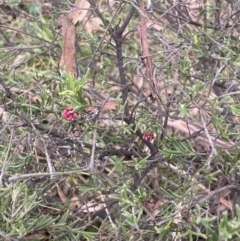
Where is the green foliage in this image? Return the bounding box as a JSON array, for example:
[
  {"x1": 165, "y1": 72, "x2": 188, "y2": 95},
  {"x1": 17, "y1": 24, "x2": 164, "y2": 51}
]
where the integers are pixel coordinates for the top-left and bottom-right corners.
[
  {"x1": 162, "y1": 133, "x2": 196, "y2": 159},
  {"x1": 57, "y1": 68, "x2": 90, "y2": 110},
  {"x1": 219, "y1": 206, "x2": 240, "y2": 240},
  {"x1": 1, "y1": 0, "x2": 240, "y2": 240}
]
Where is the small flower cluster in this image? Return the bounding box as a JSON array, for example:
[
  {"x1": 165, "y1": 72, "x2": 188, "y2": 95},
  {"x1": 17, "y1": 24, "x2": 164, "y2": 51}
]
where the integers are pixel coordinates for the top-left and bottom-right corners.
[
  {"x1": 145, "y1": 198, "x2": 154, "y2": 209},
  {"x1": 62, "y1": 107, "x2": 78, "y2": 121},
  {"x1": 142, "y1": 132, "x2": 154, "y2": 141}
]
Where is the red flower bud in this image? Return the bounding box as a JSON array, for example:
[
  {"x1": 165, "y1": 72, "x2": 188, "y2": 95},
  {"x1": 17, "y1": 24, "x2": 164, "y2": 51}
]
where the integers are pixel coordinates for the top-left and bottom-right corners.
[
  {"x1": 145, "y1": 198, "x2": 154, "y2": 209},
  {"x1": 72, "y1": 112, "x2": 78, "y2": 118},
  {"x1": 62, "y1": 107, "x2": 78, "y2": 122},
  {"x1": 67, "y1": 115, "x2": 73, "y2": 121},
  {"x1": 62, "y1": 110, "x2": 68, "y2": 118},
  {"x1": 143, "y1": 132, "x2": 155, "y2": 141},
  {"x1": 66, "y1": 111, "x2": 72, "y2": 117}
]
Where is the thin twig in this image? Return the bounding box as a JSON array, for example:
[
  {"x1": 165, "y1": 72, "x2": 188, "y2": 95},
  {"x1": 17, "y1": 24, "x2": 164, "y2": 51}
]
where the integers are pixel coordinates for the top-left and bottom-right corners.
[
  {"x1": 86, "y1": 1, "x2": 121, "y2": 69},
  {"x1": 139, "y1": 0, "x2": 156, "y2": 99},
  {"x1": 99, "y1": 192, "x2": 117, "y2": 229},
  {"x1": 197, "y1": 185, "x2": 239, "y2": 206},
  {"x1": 167, "y1": 162, "x2": 232, "y2": 210},
  {"x1": 89, "y1": 128, "x2": 97, "y2": 171},
  {"x1": 43, "y1": 141, "x2": 55, "y2": 178},
  {"x1": 218, "y1": 90, "x2": 240, "y2": 98},
  {"x1": 8, "y1": 170, "x2": 89, "y2": 183},
  {"x1": 200, "y1": 110, "x2": 217, "y2": 166},
  {"x1": 0, "y1": 230, "x2": 19, "y2": 241},
  {"x1": 112, "y1": 4, "x2": 136, "y2": 114},
  {"x1": 207, "y1": 63, "x2": 226, "y2": 98}
]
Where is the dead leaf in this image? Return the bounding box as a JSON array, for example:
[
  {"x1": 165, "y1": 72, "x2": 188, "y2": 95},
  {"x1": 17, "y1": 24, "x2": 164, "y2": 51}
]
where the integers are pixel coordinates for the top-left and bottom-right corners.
[
  {"x1": 0, "y1": 106, "x2": 8, "y2": 122},
  {"x1": 85, "y1": 17, "x2": 104, "y2": 33},
  {"x1": 69, "y1": 1, "x2": 104, "y2": 33},
  {"x1": 59, "y1": 15, "x2": 76, "y2": 76},
  {"x1": 0, "y1": 86, "x2": 40, "y2": 104},
  {"x1": 69, "y1": 196, "x2": 81, "y2": 210},
  {"x1": 165, "y1": 118, "x2": 234, "y2": 149},
  {"x1": 56, "y1": 184, "x2": 68, "y2": 203},
  {"x1": 80, "y1": 202, "x2": 105, "y2": 213},
  {"x1": 85, "y1": 100, "x2": 117, "y2": 112},
  {"x1": 151, "y1": 199, "x2": 165, "y2": 217},
  {"x1": 132, "y1": 72, "x2": 144, "y2": 90},
  {"x1": 139, "y1": 0, "x2": 156, "y2": 99},
  {"x1": 146, "y1": 21, "x2": 163, "y2": 31},
  {"x1": 69, "y1": 0, "x2": 90, "y2": 25},
  {"x1": 24, "y1": 232, "x2": 48, "y2": 240}
]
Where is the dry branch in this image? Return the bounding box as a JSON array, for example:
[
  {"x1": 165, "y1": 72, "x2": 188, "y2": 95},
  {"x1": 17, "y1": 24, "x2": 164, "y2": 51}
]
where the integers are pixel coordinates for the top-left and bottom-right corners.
[{"x1": 59, "y1": 14, "x2": 76, "y2": 76}]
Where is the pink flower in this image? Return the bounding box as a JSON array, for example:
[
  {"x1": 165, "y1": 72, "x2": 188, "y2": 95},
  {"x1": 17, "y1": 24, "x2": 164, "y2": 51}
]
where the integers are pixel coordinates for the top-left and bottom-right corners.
[
  {"x1": 62, "y1": 110, "x2": 68, "y2": 118},
  {"x1": 72, "y1": 112, "x2": 78, "y2": 118},
  {"x1": 145, "y1": 198, "x2": 154, "y2": 209},
  {"x1": 67, "y1": 115, "x2": 73, "y2": 121},
  {"x1": 142, "y1": 132, "x2": 154, "y2": 141},
  {"x1": 62, "y1": 107, "x2": 78, "y2": 122}
]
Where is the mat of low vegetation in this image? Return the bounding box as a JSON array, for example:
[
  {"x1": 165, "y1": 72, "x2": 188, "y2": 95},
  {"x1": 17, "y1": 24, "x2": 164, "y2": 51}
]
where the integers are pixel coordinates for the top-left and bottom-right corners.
[{"x1": 1, "y1": 1, "x2": 240, "y2": 240}]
